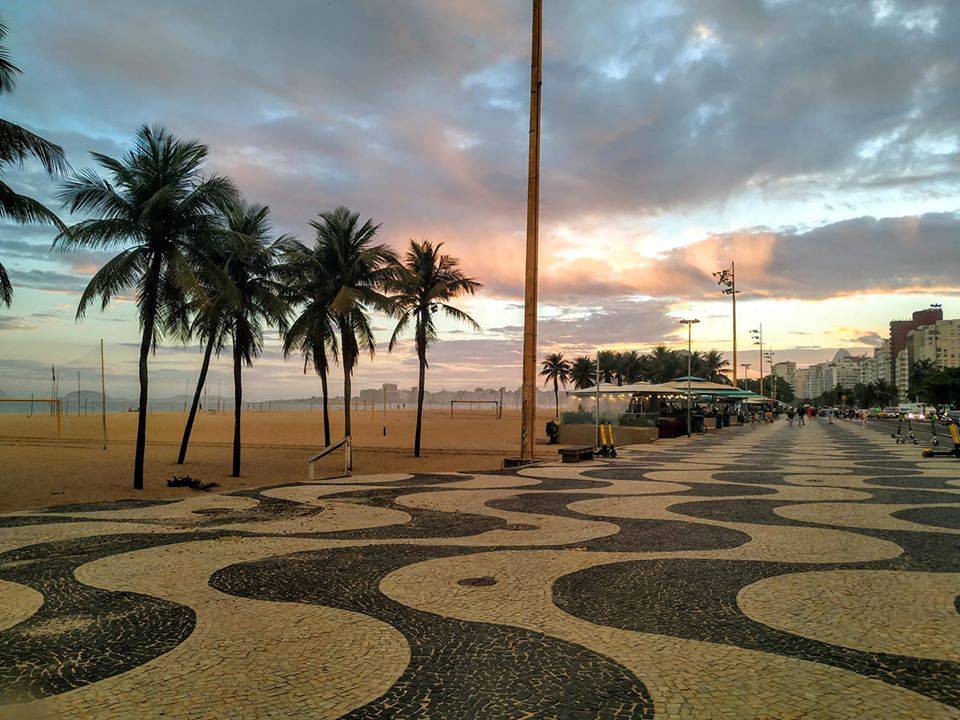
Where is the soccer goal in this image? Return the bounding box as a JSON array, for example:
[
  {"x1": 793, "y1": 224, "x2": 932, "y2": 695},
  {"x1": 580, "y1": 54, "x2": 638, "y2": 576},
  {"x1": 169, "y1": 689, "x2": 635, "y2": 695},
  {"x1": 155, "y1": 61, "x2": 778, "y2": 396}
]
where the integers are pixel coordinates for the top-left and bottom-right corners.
[
  {"x1": 306, "y1": 436, "x2": 353, "y2": 479},
  {"x1": 0, "y1": 398, "x2": 62, "y2": 437},
  {"x1": 450, "y1": 399, "x2": 502, "y2": 419}
]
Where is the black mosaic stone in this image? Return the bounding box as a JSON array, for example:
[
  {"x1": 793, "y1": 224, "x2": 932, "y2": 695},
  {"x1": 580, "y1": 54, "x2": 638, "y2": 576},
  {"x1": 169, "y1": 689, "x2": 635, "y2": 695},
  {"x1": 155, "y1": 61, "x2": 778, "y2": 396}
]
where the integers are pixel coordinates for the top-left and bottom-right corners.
[
  {"x1": 709, "y1": 471, "x2": 791, "y2": 485},
  {"x1": 212, "y1": 544, "x2": 654, "y2": 719},
  {"x1": 488, "y1": 492, "x2": 751, "y2": 552},
  {"x1": 0, "y1": 532, "x2": 199, "y2": 703},
  {"x1": 892, "y1": 506, "x2": 960, "y2": 531},
  {"x1": 553, "y1": 557, "x2": 960, "y2": 707},
  {"x1": 864, "y1": 475, "x2": 956, "y2": 490},
  {"x1": 39, "y1": 498, "x2": 173, "y2": 514}
]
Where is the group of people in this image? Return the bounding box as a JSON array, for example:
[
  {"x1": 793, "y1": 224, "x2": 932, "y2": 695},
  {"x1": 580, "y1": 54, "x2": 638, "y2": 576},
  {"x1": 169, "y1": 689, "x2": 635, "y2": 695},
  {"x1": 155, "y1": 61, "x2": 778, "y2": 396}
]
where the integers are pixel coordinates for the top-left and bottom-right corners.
[{"x1": 782, "y1": 404, "x2": 869, "y2": 427}]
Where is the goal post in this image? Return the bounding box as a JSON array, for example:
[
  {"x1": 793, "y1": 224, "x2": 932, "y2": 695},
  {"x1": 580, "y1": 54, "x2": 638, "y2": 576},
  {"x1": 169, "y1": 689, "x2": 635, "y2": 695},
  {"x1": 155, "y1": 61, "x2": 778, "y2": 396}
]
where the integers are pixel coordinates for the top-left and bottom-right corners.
[
  {"x1": 307, "y1": 436, "x2": 352, "y2": 479},
  {"x1": 0, "y1": 398, "x2": 61, "y2": 437},
  {"x1": 450, "y1": 399, "x2": 502, "y2": 419}
]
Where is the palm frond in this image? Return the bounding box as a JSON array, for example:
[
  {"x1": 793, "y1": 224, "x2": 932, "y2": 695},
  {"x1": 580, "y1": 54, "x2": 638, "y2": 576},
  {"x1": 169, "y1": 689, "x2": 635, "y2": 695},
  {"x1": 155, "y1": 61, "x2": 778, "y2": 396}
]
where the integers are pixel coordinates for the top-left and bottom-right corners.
[
  {"x1": 0, "y1": 258, "x2": 11, "y2": 306},
  {"x1": 0, "y1": 17, "x2": 20, "y2": 95},
  {"x1": 0, "y1": 119, "x2": 68, "y2": 174},
  {"x1": 0, "y1": 181, "x2": 67, "y2": 230},
  {"x1": 75, "y1": 246, "x2": 147, "y2": 319}
]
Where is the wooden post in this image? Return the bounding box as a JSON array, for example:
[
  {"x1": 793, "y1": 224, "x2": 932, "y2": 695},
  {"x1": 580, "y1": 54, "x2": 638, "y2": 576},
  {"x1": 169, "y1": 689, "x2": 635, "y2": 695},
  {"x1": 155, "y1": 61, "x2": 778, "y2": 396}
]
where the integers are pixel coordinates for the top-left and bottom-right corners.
[
  {"x1": 519, "y1": 0, "x2": 543, "y2": 460},
  {"x1": 100, "y1": 339, "x2": 108, "y2": 450}
]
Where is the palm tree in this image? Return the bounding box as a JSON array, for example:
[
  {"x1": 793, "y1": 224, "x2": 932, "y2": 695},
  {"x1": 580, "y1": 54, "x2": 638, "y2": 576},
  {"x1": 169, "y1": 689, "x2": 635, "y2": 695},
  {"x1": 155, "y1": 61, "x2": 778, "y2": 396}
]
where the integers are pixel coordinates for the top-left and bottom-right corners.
[
  {"x1": 0, "y1": 15, "x2": 68, "y2": 306},
  {"x1": 311, "y1": 206, "x2": 396, "y2": 439},
  {"x1": 648, "y1": 345, "x2": 682, "y2": 383},
  {"x1": 570, "y1": 356, "x2": 597, "y2": 389},
  {"x1": 278, "y1": 238, "x2": 340, "y2": 448},
  {"x1": 597, "y1": 350, "x2": 618, "y2": 384},
  {"x1": 700, "y1": 350, "x2": 731, "y2": 383},
  {"x1": 618, "y1": 350, "x2": 644, "y2": 384},
  {"x1": 540, "y1": 352, "x2": 571, "y2": 418},
  {"x1": 175, "y1": 229, "x2": 242, "y2": 465},
  {"x1": 872, "y1": 379, "x2": 897, "y2": 407},
  {"x1": 56, "y1": 125, "x2": 237, "y2": 489},
  {"x1": 388, "y1": 239, "x2": 482, "y2": 457},
  {"x1": 220, "y1": 200, "x2": 289, "y2": 477}
]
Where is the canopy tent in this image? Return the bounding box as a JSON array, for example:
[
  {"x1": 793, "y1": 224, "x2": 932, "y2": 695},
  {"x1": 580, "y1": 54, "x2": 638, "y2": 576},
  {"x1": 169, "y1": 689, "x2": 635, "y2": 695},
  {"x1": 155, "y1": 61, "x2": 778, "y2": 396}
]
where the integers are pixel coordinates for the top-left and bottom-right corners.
[{"x1": 567, "y1": 381, "x2": 684, "y2": 397}]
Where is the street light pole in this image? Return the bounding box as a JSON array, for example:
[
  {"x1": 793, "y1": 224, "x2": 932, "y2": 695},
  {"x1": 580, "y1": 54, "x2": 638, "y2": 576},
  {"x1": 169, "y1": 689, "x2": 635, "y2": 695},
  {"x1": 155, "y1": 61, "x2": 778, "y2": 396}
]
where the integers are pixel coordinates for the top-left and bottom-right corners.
[
  {"x1": 519, "y1": 0, "x2": 543, "y2": 460},
  {"x1": 740, "y1": 363, "x2": 751, "y2": 390},
  {"x1": 680, "y1": 319, "x2": 700, "y2": 437},
  {"x1": 765, "y1": 350, "x2": 776, "y2": 400},
  {"x1": 713, "y1": 261, "x2": 739, "y2": 385},
  {"x1": 751, "y1": 324, "x2": 764, "y2": 397}
]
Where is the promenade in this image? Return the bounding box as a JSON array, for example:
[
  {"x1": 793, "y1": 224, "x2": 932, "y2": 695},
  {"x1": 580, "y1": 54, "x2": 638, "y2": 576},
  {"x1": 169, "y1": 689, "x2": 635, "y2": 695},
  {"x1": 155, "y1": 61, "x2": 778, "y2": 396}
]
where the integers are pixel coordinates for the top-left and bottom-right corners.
[{"x1": 1, "y1": 419, "x2": 958, "y2": 718}]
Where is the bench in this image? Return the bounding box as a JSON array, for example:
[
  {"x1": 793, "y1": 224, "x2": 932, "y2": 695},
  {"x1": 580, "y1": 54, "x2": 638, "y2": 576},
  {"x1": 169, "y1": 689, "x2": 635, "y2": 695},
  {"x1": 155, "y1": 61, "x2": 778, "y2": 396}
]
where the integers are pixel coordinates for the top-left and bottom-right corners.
[{"x1": 559, "y1": 446, "x2": 594, "y2": 463}]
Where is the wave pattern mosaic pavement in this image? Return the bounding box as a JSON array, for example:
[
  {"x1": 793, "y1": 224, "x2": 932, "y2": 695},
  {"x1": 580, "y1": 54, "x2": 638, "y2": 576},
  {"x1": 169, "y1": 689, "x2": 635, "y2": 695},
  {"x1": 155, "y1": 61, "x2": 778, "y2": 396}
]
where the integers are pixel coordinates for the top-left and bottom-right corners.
[{"x1": 0, "y1": 418, "x2": 958, "y2": 718}]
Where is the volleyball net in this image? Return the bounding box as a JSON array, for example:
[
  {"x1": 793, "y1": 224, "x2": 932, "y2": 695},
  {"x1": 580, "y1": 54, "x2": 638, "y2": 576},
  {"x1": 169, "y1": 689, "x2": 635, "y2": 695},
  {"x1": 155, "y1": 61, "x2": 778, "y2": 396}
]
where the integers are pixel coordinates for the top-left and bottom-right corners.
[{"x1": 0, "y1": 341, "x2": 108, "y2": 445}]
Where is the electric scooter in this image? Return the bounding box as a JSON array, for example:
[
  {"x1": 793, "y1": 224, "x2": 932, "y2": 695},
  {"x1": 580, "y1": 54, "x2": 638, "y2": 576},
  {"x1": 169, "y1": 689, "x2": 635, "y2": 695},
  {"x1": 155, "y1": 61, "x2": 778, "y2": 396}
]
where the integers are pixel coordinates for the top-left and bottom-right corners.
[
  {"x1": 922, "y1": 412, "x2": 960, "y2": 459},
  {"x1": 597, "y1": 423, "x2": 618, "y2": 458},
  {"x1": 892, "y1": 412, "x2": 918, "y2": 445}
]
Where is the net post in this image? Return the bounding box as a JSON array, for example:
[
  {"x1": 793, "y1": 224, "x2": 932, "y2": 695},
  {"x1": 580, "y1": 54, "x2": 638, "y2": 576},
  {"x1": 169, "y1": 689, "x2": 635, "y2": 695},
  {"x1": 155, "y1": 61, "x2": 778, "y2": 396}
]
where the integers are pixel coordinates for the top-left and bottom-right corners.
[
  {"x1": 56, "y1": 399, "x2": 61, "y2": 438},
  {"x1": 100, "y1": 339, "x2": 108, "y2": 450}
]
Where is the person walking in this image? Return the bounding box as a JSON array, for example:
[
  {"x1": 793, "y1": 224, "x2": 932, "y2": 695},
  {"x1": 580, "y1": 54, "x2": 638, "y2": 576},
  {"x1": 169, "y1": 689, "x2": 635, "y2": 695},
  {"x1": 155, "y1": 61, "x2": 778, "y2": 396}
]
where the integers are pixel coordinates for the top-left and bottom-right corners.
[
  {"x1": 786, "y1": 406, "x2": 795, "y2": 426},
  {"x1": 798, "y1": 406, "x2": 806, "y2": 425}
]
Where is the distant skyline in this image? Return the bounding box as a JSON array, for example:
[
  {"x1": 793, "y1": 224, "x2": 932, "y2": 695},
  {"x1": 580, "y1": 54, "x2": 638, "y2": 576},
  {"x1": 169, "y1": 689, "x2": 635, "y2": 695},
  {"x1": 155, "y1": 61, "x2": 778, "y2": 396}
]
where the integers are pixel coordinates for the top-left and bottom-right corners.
[{"x1": 2, "y1": 1, "x2": 958, "y2": 399}]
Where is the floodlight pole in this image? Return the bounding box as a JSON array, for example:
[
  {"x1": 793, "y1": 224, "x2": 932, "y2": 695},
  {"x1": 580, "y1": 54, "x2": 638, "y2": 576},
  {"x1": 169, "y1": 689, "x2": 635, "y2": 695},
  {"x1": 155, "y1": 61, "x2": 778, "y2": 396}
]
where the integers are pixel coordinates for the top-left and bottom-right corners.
[
  {"x1": 680, "y1": 319, "x2": 700, "y2": 437},
  {"x1": 519, "y1": 0, "x2": 543, "y2": 460},
  {"x1": 595, "y1": 352, "x2": 601, "y2": 446},
  {"x1": 731, "y1": 261, "x2": 738, "y2": 384}
]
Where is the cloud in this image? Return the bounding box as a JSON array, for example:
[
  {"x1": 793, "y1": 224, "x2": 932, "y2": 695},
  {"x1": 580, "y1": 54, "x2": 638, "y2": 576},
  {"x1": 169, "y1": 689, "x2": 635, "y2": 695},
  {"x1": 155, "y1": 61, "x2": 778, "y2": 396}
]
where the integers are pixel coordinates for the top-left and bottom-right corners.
[
  {"x1": 7, "y1": 268, "x2": 87, "y2": 293},
  {"x1": 641, "y1": 211, "x2": 960, "y2": 301},
  {"x1": 0, "y1": 315, "x2": 39, "y2": 332},
  {"x1": 852, "y1": 332, "x2": 885, "y2": 347},
  {"x1": 2, "y1": 0, "x2": 959, "y2": 393}
]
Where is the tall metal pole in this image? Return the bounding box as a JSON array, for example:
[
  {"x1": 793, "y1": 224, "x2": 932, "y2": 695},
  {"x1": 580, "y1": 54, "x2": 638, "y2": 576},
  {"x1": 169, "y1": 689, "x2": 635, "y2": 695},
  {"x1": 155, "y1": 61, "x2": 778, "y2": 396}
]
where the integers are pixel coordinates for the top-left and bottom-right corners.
[
  {"x1": 519, "y1": 0, "x2": 542, "y2": 460},
  {"x1": 680, "y1": 319, "x2": 700, "y2": 436},
  {"x1": 758, "y1": 324, "x2": 764, "y2": 397},
  {"x1": 687, "y1": 324, "x2": 693, "y2": 437},
  {"x1": 100, "y1": 339, "x2": 108, "y2": 450},
  {"x1": 77, "y1": 371, "x2": 81, "y2": 417},
  {"x1": 731, "y1": 261, "x2": 738, "y2": 385},
  {"x1": 595, "y1": 352, "x2": 601, "y2": 447}
]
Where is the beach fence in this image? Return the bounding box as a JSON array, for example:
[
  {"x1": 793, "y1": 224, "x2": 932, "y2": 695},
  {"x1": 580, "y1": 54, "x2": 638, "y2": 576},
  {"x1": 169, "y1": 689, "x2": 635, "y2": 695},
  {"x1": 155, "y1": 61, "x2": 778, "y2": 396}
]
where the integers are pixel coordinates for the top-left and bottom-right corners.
[{"x1": 0, "y1": 340, "x2": 108, "y2": 446}]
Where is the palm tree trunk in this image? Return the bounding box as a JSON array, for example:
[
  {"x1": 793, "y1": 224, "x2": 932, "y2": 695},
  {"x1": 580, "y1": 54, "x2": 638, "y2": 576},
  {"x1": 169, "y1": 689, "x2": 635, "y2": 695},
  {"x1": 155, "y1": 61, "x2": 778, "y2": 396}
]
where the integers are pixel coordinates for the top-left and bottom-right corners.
[
  {"x1": 231, "y1": 341, "x2": 242, "y2": 477},
  {"x1": 554, "y1": 376, "x2": 559, "y2": 418},
  {"x1": 177, "y1": 330, "x2": 216, "y2": 464},
  {"x1": 414, "y1": 344, "x2": 426, "y2": 457},
  {"x1": 343, "y1": 368, "x2": 352, "y2": 439},
  {"x1": 133, "y1": 256, "x2": 162, "y2": 491},
  {"x1": 133, "y1": 319, "x2": 153, "y2": 491},
  {"x1": 319, "y1": 365, "x2": 331, "y2": 447}
]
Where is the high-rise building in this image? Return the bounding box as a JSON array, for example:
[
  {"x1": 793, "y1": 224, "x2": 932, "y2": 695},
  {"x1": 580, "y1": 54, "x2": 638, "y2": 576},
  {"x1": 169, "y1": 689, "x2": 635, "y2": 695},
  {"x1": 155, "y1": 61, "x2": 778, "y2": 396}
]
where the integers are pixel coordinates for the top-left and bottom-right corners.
[
  {"x1": 794, "y1": 366, "x2": 808, "y2": 399},
  {"x1": 889, "y1": 306, "x2": 943, "y2": 380},
  {"x1": 872, "y1": 339, "x2": 892, "y2": 385},
  {"x1": 772, "y1": 361, "x2": 797, "y2": 394},
  {"x1": 803, "y1": 363, "x2": 825, "y2": 399},
  {"x1": 895, "y1": 347, "x2": 910, "y2": 401},
  {"x1": 908, "y1": 319, "x2": 960, "y2": 370}
]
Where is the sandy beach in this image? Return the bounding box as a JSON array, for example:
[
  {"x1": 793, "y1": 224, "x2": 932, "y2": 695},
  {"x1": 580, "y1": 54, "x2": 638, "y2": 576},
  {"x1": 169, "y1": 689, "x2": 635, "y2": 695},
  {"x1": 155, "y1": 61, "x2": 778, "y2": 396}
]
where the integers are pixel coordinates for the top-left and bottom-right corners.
[{"x1": 0, "y1": 407, "x2": 542, "y2": 512}]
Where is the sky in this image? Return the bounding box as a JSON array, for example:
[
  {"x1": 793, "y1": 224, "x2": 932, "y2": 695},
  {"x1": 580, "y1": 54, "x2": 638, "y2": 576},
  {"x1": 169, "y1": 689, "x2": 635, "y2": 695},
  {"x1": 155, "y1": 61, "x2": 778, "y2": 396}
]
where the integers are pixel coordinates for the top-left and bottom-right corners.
[{"x1": 1, "y1": 0, "x2": 959, "y2": 400}]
